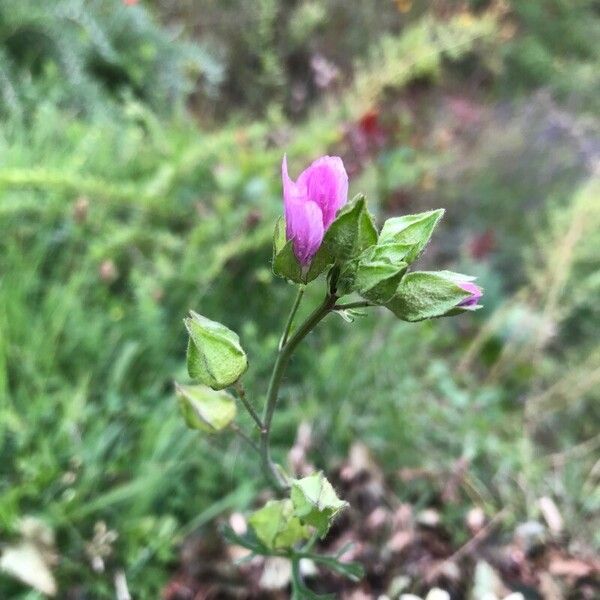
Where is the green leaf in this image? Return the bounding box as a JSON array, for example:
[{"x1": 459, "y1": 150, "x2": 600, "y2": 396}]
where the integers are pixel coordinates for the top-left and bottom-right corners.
[
  {"x1": 272, "y1": 217, "x2": 305, "y2": 284},
  {"x1": 175, "y1": 383, "x2": 237, "y2": 432},
  {"x1": 184, "y1": 311, "x2": 248, "y2": 389},
  {"x1": 291, "y1": 473, "x2": 348, "y2": 537},
  {"x1": 221, "y1": 525, "x2": 271, "y2": 556},
  {"x1": 385, "y1": 270, "x2": 473, "y2": 322},
  {"x1": 379, "y1": 209, "x2": 444, "y2": 263},
  {"x1": 311, "y1": 554, "x2": 365, "y2": 582},
  {"x1": 248, "y1": 500, "x2": 310, "y2": 550}
]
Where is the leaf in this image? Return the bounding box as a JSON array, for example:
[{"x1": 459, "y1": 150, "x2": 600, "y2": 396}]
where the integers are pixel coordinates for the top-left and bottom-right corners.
[
  {"x1": 175, "y1": 383, "x2": 237, "y2": 432},
  {"x1": 248, "y1": 500, "x2": 310, "y2": 550},
  {"x1": 311, "y1": 555, "x2": 365, "y2": 582},
  {"x1": 184, "y1": 311, "x2": 248, "y2": 389},
  {"x1": 291, "y1": 472, "x2": 348, "y2": 537},
  {"x1": 385, "y1": 271, "x2": 473, "y2": 322},
  {"x1": 379, "y1": 209, "x2": 444, "y2": 263},
  {"x1": 221, "y1": 524, "x2": 271, "y2": 555}
]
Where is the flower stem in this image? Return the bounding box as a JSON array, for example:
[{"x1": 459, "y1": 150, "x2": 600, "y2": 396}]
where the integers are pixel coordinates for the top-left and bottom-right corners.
[
  {"x1": 279, "y1": 286, "x2": 305, "y2": 350},
  {"x1": 234, "y1": 381, "x2": 264, "y2": 431},
  {"x1": 260, "y1": 292, "x2": 337, "y2": 494}
]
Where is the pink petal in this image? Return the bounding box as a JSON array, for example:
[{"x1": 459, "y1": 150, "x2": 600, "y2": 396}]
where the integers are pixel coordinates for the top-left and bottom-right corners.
[
  {"x1": 296, "y1": 156, "x2": 348, "y2": 229},
  {"x1": 458, "y1": 281, "x2": 483, "y2": 307},
  {"x1": 285, "y1": 198, "x2": 324, "y2": 266}
]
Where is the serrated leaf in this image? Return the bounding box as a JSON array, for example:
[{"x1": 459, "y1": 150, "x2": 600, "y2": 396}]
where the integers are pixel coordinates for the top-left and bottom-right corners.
[
  {"x1": 249, "y1": 500, "x2": 310, "y2": 550},
  {"x1": 385, "y1": 271, "x2": 473, "y2": 322},
  {"x1": 291, "y1": 473, "x2": 348, "y2": 537},
  {"x1": 175, "y1": 383, "x2": 237, "y2": 432},
  {"x1": 379, "y1": 209, "x2": 444, "y2": 263},
  {"x1": 184, "y1": 311, "x2": 248, "y2": 389}
]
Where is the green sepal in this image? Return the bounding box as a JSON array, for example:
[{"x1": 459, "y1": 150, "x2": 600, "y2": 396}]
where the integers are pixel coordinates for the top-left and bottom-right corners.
[
  {"x1": 355, "y1": 260, "x2": 408, "y2": 304},
  {"x1": 320, "y1": 194, "x2": 378, "y2": 265},
  {"x1": 272, "y1": 217, "x2": 305, "y2": 283},
  {"x1": 385, "y1": 270, "x2": 474, "y2": 322},
  {"x1": 175, "y1": 383, "x2": 237, "y2": 432},
  {"x1": 291, "y1": 472, "x2": 348, "y2": 538},
  {"x1": 337, "y1": 242, "x2": 410, "y2": 302},
  {"x1": 379, "y1": 209, "x2": 444, "y2": 263},
  {"x1": 184, "y1": 311, "x2": 248, "y2": 390},
  {"x1": 248, "y1": 499, "x2": 310, "y2": 550}
]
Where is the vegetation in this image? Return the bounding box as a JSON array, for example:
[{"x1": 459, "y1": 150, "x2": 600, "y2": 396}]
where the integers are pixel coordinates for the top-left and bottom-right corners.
[{"x1": 0, "y1": 0, "x2": 598, "y2": 598}]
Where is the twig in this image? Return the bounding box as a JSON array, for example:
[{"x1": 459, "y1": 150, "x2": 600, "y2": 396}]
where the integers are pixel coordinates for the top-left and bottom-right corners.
[{"x1": 234, "y1": 381, "x2": 264, "y2": 431}]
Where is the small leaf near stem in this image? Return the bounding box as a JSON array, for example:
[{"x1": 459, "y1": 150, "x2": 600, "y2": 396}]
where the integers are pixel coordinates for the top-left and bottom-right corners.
[
  {"x1": 279, "y1": 286, "x2": 305, "y2": 350},
  {"x1": 234, "y1": 381, "x2": 264, "y2": 431}
]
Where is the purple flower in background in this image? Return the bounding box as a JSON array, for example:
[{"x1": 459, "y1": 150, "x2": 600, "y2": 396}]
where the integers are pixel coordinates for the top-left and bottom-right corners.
[
  {"x1": 458, "y1": 280, "x2": 483, "y2": 308},
  {"x1": 282, "y1": 155, "x2": 348, "y2": 265}
]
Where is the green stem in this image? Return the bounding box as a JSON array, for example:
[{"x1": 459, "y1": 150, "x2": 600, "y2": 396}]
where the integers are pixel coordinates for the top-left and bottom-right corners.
[
  {"x1": 260, "y1": 293, "x2": 337, "y2": 493},
  {"x1": 279, "y1": 286, "x2": 305, "y2": 350},
  {"x1": 234, "y1": 381, "x2": 264, "y2": 431}
]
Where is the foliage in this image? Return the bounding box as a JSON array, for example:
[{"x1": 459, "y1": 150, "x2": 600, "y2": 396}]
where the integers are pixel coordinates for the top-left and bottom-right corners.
[{"x1": 0, "y1": 0, "x2": 222, "y2": 118}]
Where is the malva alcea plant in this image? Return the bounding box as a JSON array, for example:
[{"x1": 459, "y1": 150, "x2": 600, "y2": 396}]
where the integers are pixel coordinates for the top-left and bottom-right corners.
[{"x1": 175, "y1": 155, "x2": 483, "y2": 597}]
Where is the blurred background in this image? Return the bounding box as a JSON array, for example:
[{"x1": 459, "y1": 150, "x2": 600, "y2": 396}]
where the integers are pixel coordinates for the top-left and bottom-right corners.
[{"x1": 0, "y1": 1, "x2": 599, "y2": 598}]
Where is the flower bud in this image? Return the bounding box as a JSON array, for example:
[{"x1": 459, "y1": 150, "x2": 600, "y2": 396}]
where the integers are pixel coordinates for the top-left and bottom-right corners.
[
  {"x1": 282, "y1": 155, "x2": 348, "y2": 265},
  {"x1": 184, "y1": 311, "x2": 248, "y2": 390}
]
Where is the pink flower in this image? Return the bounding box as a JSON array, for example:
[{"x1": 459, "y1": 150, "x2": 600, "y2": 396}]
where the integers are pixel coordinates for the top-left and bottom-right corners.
[
  {"x1": 282, "y1": 155, "x2": 348, "y2": 265},
  {"x1": 458, "y1": 281, "x2": 483, "y2": 307}
]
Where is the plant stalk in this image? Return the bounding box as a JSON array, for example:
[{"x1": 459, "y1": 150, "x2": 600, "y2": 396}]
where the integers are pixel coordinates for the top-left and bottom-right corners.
[
  {"x1": 279, "y1": 286, "x2": 305, "y2": 349},
  {"x1": 260, "y1": 292, "x2": 337, "y2": 493},
  {"x1": 234, "y1": 381, "x2": 264, "y2": 431}
]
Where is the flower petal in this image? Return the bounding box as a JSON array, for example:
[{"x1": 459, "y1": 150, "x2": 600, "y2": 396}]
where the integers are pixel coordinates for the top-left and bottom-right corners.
[
  {"x1": 297, "y1": 156, "x2": 348, "y2": 229},
  {"x1": 458, "y1": 281, "x2": 483, "y2": 307},
  {"x1": 285, "y1": 198, "x2": 324, "y2": 266}
]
